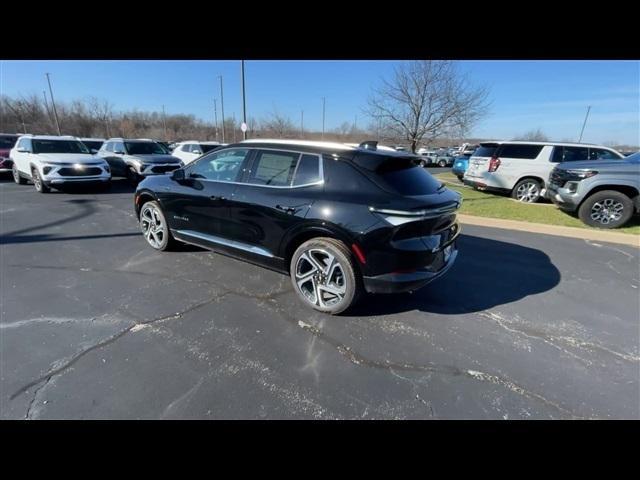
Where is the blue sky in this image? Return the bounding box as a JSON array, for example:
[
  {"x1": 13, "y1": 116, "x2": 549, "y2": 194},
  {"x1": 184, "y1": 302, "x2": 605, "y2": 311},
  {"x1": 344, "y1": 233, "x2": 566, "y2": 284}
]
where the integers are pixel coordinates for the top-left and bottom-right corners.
[{"x1": 1, "y1": 60, "x2": 638, "y2": 145}]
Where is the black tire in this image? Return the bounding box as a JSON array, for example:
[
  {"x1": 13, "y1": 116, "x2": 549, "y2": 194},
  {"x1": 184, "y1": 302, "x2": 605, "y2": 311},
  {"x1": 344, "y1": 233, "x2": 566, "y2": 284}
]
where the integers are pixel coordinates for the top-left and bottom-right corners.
[
  {"x1": 456, "y1": 175, "x2": 464, "y2": 181},
  {"x1": 127, "y1": 166, "x2": 140, "y2": 186},
  {"x1": 99, "y1": 180, "x2": 112, "y2": 192},
  {"x1": 12, "y1": 164, "x2": 26, "y2": 184},
  {"x1": 139, "y1": 200, "x2": 177, "y2": 251},
  {"x1": 578, "y1": 190, "x2": 633, "y2": 229},
  {"x1": 290, "y1": 237, "x2": 361, "y2": 315},
  {"x1": 32, "y1": 168, "x2": 50, "y2": 193},
  {"x1": 511, "y1": 178, "x2": 542, "y2": 203},
  {"x1": 438, "y1": 160, "x2": 446, "y2": 167}
]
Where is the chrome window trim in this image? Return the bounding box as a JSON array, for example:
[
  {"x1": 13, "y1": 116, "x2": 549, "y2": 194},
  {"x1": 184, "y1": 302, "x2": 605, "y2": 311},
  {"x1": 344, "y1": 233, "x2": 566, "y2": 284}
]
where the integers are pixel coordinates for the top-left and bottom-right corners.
[{"x1": 185, "y1": 146, "x2": 324, "y2": 189}]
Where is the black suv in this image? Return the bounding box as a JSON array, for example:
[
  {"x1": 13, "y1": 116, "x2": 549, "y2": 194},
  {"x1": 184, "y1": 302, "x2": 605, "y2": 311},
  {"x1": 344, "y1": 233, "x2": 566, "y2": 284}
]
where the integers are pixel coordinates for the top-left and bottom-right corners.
[{"x1": 134, "y1": 140, "x2": 462, "y2": 314}]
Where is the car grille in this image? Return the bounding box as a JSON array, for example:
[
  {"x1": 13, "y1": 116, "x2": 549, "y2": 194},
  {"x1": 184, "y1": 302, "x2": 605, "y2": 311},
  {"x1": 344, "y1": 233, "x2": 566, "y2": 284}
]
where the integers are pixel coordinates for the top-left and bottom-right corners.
[
  {"x1": 151, "y1": 165, "x2": 179, "y2": 174},
  {"x1": 58, "y1": 167, "x2": 103, "y2": 176}
]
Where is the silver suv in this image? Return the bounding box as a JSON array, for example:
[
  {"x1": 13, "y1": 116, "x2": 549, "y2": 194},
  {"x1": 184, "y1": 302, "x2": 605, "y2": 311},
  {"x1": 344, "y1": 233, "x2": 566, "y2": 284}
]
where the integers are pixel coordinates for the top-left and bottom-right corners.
[
  {"x1": 547, "y1": 151, "x2": 640, "y2": 228},
  {"x1": 97, "y1": 138, "x2": 182, "y2": 185}
]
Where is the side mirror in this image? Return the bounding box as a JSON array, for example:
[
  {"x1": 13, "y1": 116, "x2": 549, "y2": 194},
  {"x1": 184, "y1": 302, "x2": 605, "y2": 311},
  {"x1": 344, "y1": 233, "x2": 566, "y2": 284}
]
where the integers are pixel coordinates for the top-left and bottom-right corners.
[
  {"x1": 17, "y1": 147, "x2": 29, "y2": 153},
  {"x1": 172, "y1": 169, "x2": 186, "y2": 181},
  {"x1": 114, "y1": 150, "x2": 125, "y2": 155},
  {"x1": 91, "y1": 148, "x2": 98, "y2": 154},
  {"x1": 192, "y1": 150, "x2": 202, "y2": 155}
]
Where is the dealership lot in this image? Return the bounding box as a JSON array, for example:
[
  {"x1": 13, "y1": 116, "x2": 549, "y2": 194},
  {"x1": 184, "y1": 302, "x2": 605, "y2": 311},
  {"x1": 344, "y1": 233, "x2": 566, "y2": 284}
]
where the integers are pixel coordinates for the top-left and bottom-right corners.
[{"x1": 1, "y1": 178, "x2": 638, "y2": 419}]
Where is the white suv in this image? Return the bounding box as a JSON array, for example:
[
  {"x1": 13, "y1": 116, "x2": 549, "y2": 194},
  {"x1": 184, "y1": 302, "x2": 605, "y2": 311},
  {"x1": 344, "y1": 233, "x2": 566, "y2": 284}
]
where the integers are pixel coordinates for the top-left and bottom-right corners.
[
  {"x1": 171, "y1": 141, "x2": 224, "y2": 165},
  {"x1": 463, "y1": 141, "x2": 624, "y2": 203},
  {"x1": 10, "y1": 135, "x2": 111, "y2": 193}
]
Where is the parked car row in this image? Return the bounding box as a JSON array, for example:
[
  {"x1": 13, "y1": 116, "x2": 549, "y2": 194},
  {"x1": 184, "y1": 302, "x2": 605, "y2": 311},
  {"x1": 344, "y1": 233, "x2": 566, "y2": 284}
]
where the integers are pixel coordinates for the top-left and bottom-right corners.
[{"x1": 459, "y1": 140, "x2": 639, "y2": 228}]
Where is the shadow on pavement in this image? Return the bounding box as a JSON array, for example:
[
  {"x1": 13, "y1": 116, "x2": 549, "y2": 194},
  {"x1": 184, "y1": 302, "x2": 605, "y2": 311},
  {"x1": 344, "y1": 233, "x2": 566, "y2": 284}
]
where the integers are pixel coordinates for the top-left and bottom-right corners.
[{"x1": 346, "y1": 233, "x2": 561, "y2": 317}]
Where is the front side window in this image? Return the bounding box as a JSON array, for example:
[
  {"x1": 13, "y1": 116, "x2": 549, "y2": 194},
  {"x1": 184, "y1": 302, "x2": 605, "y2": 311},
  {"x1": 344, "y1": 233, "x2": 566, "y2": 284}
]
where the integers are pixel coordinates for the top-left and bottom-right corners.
[
  {"x1": 589, "y1": 148, "x2": 623, "y2": 160},
  {"x1": 32, "y1": 140, "x2": 89, "y2": 154},
  {"x1": 189, "y1": 148, "x2": 250, "y2": 182},
  {"x1": 552, "y1": 146, "x2": 590, "y2": 163},
  {"x1": 247, "y1": 150, "x2": 300, "y2": 186},
  {"x1": 124, "y1": 141, "x2": 166, "y2": 155}
]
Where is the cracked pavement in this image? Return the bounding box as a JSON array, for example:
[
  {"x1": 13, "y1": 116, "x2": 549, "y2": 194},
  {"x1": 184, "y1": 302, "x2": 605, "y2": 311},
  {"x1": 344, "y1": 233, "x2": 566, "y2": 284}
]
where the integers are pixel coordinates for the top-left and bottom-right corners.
[{"x1": 1, "y1": 178, "x2": 639, "y2": 419}]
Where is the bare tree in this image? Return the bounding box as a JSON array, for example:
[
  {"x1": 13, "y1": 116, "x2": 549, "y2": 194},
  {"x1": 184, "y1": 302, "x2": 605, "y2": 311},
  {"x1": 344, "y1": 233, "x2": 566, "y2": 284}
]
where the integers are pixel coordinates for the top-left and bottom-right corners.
[
  {"x1": 262, "y1": 110, "x2": 295, "y2": 138},
  {"x1": 366, "y1": 61, "x2": 490, "y2": 153},
  {"x1": 513, "y1": 128, "x2": 549, "y2": 141}
]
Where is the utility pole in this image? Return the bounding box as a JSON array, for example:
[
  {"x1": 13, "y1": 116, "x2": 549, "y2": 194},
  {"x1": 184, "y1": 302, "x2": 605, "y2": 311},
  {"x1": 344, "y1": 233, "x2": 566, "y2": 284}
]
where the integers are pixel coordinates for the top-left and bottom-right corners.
[
  {"x1": 218, "y1": 75, "x2": 226, "y2": 143},
  {"x1": 45, "y1": 73, "x2": 62, "y2": 135},
  {"x1": 232, "y1": 113, "x2": 237, "y2": 142},
  {"x1": 300, "y1": 110, "x2": 304, "y2": 138},
  {"x1": 321, "y1": 97, "x2": 326, "y2": 140},
  {"x1": 213, "y1": 98, "x2": 219, "y2": 141},
  {"x1": 578, "y1": 105, "x2": 591, "y2": 143},
  {"x1": 42, "y1": 90, "x2": 53, "y2": 131},
  {"x1": 241, "y1": 60, "x2": 247, "y2": 140},
  {"x1": 162, "y1": 105, "x2": 167, "y2": 140}
]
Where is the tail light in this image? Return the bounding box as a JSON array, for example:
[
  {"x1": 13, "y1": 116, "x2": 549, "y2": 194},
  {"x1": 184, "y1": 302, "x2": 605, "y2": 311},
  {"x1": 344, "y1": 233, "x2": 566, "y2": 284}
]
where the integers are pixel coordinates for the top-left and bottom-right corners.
[{"x1": 488, "y1": 156, "x2": 501, "y2": 172}]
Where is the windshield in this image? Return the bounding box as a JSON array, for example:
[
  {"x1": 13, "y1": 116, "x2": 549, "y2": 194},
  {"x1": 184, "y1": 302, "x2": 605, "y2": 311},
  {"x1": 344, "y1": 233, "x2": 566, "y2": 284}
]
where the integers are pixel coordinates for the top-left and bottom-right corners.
[
  {"x1": 200, "y1": 144, "x2": 220, "y2": 153},
  {"x1": 125, "y1": 142, "x2": 168, "y2": 155},
  {"x1": 82, "y1": 141, "x2": 103, "y2": 150},
  {"x1": 0, "y1": 137, "x2": 18, "y2": 149},
  {"x1": 32, "y1": 140, "x2": 90, "y2": 154}
]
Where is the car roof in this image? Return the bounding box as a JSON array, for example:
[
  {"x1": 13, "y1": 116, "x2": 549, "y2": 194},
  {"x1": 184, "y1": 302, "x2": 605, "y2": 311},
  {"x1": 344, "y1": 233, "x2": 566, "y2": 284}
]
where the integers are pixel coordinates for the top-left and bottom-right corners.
[
  {"x1": 79, "y1": 137, "x2": 105, "y2": 141},
  {"x1": 239, "y1": 138, "x2": 418, "y2": 157},
  {"x1": 178, "y1": 140, "x2": 221, "y2": 145},
  {"x1": 106, "y1": 138, "x2": 156, "y2": 142},
  {"x1": 17, "y1": 134, "x2": 77, "y2": 141},
  {"x1": 479, "y1": 140, "x2": 614, "y2": 148}
]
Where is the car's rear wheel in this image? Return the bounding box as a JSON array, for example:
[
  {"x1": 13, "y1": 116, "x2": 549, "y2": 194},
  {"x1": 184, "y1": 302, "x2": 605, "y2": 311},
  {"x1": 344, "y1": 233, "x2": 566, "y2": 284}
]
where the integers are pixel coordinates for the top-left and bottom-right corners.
[
  {"x1": 456, "y1": 174, "x2": 464, "y2": 181},
  {"x1": 139, "y1": 201, "x2": 176, "y2": 250},
  {"x1": 438, "y1": 159, "x2": 446, "y2": 167},
  {"x1": 32, "y1": 168, "x2": 50, "y2": 193},
  {"x1": 290, "y1": 238, "x2": 360, "y2": 315},
  {"x1": 512, "y1": 178, "x2": 541, "y2": 203},
  {"x1": 578, "y1": 190, "x2": 633, "y2": 229},
  {"x1": 12, "y1": 164, "x2": 26, "y2": 184}
]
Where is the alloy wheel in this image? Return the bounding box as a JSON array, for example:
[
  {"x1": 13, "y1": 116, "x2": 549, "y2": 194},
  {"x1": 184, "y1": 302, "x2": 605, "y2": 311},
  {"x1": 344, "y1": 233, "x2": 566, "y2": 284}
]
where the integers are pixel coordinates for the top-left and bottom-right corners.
[
  {"x1": 295, "y1": 248, "x2": 347, "y2": 308},
  {"x1": 140, "y1": 204, "x2": 166, "y2": 248},
  {"x1": 515, "y1": 181, "x2": 540, "y2": 202},
  {"x1": 590, "y1": 198, "x2": 624, "y2": 225}
]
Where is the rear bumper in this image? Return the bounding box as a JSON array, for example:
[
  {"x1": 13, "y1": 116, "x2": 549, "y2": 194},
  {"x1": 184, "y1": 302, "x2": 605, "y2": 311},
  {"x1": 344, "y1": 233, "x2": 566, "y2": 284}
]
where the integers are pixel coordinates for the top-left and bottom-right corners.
[
  {"x1": 363, "y1": 246, "x2": 458, "y2": 294},
  {"x1": 463, "y1": 177, "x2": 510, "y2": 193}
]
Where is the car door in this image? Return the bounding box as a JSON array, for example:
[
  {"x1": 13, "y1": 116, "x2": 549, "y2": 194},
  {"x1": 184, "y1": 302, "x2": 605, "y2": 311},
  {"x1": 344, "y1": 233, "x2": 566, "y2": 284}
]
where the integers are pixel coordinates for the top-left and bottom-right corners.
[
  {"x1": 228, "y1": 149, "x2": 323, "y2": 260},
  {"x1": 162, "y1": 147, "x2": 252, "y2": 246}
]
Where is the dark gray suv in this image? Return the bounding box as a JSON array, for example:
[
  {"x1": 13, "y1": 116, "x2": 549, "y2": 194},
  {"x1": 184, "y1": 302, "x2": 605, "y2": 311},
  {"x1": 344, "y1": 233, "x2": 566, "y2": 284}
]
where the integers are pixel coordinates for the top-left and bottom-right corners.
[{"x1": 547, "y1": 151, "x2": 640, "y2": 228}]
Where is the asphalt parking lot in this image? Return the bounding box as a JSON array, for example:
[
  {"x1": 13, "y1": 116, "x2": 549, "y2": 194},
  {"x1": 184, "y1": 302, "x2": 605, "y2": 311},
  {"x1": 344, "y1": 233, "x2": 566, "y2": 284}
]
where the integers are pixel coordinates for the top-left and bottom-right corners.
[{"x1": 1, "y1": 176, "x2": 638, "y2": 419}]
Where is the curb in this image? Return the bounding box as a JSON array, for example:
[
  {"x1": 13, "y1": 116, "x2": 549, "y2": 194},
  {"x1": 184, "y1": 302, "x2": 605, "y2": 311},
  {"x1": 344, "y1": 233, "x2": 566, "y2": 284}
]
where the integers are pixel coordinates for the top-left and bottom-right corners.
[{"x1": 458, "y1": 214, "x2": 640, "y2": 248}]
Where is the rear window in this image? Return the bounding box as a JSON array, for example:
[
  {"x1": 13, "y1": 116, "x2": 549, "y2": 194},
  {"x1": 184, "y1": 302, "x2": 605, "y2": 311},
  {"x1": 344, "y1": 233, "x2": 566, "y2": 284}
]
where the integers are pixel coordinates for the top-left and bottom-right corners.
[
  {"x1": 497, "y1": 144, "x2": 543, "y2": 159},
  {"x1": 473, "y1": 144, "x2": 498, "y2": 157},
  {"x1": 353, "y1": 153, "x2": 442, "y2": 196}
]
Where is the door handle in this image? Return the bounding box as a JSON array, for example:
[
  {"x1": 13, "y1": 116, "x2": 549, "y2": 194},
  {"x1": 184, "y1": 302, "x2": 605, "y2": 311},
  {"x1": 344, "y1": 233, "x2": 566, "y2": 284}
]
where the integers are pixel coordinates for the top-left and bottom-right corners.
[
  {"x1": 276, "y1": 204, "x2": 296, "y2": 214},
  {"x1": 210, "y1": 195, "x2": 227, "y2": 201}
]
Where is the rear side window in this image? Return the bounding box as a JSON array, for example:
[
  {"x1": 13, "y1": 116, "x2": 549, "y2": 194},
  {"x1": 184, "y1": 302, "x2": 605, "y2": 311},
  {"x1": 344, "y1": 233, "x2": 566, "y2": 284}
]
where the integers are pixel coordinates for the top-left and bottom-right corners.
[
  {"x1": 473, "y1": 144, "x2": 498, "y2": 157},
  {"x1": 353, "y1": 153, "x2": 442, "y2": 196},
  {"x1": 497, "y1": 144, "x2": 543, "y2": 159},
  {"x1": 293, "y1": 154, "x2": 322, "y2": 186},
  {"x1": 552, "y1": 146, "x2": 589, "y2": 163},
  {"x1": 248, "y1": 150, "x2": 299, "y2": 186}
]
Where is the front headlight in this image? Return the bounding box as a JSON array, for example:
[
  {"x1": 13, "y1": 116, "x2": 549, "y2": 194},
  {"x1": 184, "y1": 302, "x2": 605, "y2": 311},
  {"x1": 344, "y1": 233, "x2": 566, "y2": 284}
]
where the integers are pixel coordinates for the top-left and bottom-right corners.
[{"x1": 565, "y1": 169, "x2": 598, "y2": 179}]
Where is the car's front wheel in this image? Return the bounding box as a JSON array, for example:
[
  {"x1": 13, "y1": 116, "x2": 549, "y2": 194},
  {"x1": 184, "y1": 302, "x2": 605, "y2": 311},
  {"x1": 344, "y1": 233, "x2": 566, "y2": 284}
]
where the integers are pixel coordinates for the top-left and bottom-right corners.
[
  {"x1": 139, "y1": 201, "x2": 176, "y2": 250},
  {"x1": 32, "y1": 168, "x2": 50, "y2": 193},
  {"x1": 127, "y1": 166, "x2": 140, "y2": 186},
  {"x1": 438, "y1": 159, "x2": 447, "y2": 167},
  {"x1": 578, "y1": 190, "x2": 633, "y2": 229},
  {"x1": 290, "y1": 238, "x2": 360, "y2": 315}
]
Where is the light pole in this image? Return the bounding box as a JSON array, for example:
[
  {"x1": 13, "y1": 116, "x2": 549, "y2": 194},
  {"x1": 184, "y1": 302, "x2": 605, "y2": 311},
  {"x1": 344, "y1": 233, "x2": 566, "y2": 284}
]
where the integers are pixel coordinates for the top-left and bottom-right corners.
[
  {"x1": 300, "y1": 110, "x2": 304, "y2": 138},
  {"x1": 45, "y1": 73, "x2": 62, "y2": 135},
  {"x1": 214, "y1": 98, "x2": 219, "y2": 141},
  {"x1": 42, "y1": 90, "x2": 53, "y2": 131},
  {"x1": 578, "y1": 105, "x2": 591, "y2": 143},
  {"x1": 321, "y1": 97, "x2": 326, "y2": 140},
  {"x1": 241, "y1": 60, "x2": 247, "y2": 140},
  {"x1": 218, "y1": 75, "x2": 226, "y2": 143},
  {"x1": 162, "y1": 105, "x2": 167, "y2": 140}
]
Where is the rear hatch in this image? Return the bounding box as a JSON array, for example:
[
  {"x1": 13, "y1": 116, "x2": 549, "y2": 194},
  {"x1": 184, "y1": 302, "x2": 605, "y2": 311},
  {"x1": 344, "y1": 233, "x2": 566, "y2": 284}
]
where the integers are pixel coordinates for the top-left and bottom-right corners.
[
  {"x1": 466, "y1": 143, "x2": 499, "y2": 177},
  {"x1": 352, "y1": 151, "x2": 461, "y2": 238}
]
